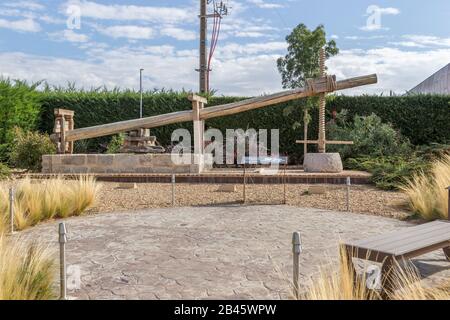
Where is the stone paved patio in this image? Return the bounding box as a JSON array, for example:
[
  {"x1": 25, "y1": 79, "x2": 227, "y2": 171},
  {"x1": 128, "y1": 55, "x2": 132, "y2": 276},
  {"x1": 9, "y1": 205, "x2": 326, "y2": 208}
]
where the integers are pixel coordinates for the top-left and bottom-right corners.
[{"x1": 20, "y1": 205, "x2": 449, "y2": 300}]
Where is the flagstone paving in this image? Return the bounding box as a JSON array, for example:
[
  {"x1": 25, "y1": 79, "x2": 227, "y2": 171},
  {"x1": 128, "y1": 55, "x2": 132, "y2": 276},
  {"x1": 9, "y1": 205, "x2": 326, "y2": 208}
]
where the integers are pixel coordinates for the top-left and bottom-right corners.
[{"x1": 20, "y1": 205, "x2": 449, "y2": 300}]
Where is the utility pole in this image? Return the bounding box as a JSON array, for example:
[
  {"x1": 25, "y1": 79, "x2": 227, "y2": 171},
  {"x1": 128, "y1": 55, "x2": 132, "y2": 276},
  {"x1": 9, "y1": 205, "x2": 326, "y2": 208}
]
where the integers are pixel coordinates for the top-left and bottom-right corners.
[
  {"x1": 140, "y1": 68, "x2": 144, "y2": 118},
  {"x1": 199, "y1": 0, "x2": 208, "y2": 94},
  {"x1": 197, "y1": 0, "x2": 229, "y2": 94}
]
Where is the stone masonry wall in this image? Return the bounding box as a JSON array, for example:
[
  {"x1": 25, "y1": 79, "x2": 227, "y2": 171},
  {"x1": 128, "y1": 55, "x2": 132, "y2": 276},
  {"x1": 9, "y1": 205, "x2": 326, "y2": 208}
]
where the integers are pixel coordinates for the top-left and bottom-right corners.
[{"x1": 42, "y1": 154, "x2": 212, "y2": 174}]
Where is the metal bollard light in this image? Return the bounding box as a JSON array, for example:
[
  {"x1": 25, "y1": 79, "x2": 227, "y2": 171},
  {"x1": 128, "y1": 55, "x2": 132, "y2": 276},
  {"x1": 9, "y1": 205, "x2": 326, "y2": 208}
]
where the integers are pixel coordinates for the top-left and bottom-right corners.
[
  {"x1": 292, "y1": 232, "x2": 302, "y2": 298},
  {"x1": 9, "y1": 188, "x2": 14, "y2": 234},
  {"x1": 171, "y1": 174, "x2": 176, "y2": 207},
  {"x1": 59, "y1": 222, "x2": 68, "y2": 300},
  {"x1": 346, "y1": 177, "x2": 351, "y2": 212}
]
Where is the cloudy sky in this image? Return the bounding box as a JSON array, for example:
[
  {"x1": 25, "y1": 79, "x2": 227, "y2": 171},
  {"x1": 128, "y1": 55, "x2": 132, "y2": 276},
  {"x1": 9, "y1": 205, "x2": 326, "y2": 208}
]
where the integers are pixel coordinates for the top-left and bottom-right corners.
[{"x1": 0, "y1": 0, "x2": 449, "y2": 96}]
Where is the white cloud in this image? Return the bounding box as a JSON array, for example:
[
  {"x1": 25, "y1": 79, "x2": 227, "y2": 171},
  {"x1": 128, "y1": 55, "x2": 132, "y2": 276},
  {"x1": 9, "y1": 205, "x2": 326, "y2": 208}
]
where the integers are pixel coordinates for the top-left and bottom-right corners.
[
  {"x1": 247, "y1": 0, "x2": 284, "y2": 9},
  {"x1": 0, "y1": 18, "x2": 40, "y2": 32},
  {"x1": 328, "y1": 47, "x2": 450, "y2": 94},
  {"x1": 48, "y1": 29, "x2": 89, "y2": 43},
  {"x1": 98, "y1": 25, "x2": 155, "y2": 40},
  {"x1": 160, "y1": 27, "x2": 196, "y2": 41},
  {"x1": 4, "y1": 1, "x2": 45, "y2": 11},
  {"x1": 62, "y1": 1, "x2": 194, "y2": 24},
  {"x1": 402, "y1": 35, "x2": 450, "y2": 47}
]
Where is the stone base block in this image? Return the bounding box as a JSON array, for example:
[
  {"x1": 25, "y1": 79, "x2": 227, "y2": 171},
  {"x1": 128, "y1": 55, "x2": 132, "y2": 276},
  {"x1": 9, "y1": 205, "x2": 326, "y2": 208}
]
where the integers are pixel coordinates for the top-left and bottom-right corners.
[
  {"x1": 303, "y1": 153, "x2": 343, "y2": 173},
  {"x1": 42, "y1": 154, "x2": 213, "y2": 174}
]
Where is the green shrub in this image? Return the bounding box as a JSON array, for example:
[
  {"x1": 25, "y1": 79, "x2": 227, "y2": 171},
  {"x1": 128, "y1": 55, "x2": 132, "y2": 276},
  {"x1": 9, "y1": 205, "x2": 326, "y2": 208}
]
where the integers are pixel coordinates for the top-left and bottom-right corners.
[
  {"x1": 10, "y1": 128, "x2": 56, "y2": 171},
  {"x1": 0, "y1": 163, "x2": 10, "y2": 180},
  {"x1": 0, "y1": 79, "x2": 41, "y2": 162},
  {"x1": 106, "y1": 133, "x2": 125, "y2": 154},
  {"x1": 328, "y1": 95, "x2": 450, "y2": 146},
  {"x1": 328, "y1": 113, "x2": 411, "y2": 159},
  {"x1": 346, "y1": 156, "x2": 428, "y2": 190}
]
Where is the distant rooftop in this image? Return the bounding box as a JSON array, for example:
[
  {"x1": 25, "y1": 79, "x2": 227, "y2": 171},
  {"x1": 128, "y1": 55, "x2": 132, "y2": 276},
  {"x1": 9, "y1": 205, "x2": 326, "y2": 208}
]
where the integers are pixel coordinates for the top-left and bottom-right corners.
[{"x1": 408, "y1": 63, "x2": 450, "y2": 95}]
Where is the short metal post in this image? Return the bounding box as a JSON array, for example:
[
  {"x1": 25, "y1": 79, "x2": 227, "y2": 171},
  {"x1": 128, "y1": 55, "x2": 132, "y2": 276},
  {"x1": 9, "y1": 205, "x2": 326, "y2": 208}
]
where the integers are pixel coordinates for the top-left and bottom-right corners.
[
  {"x1": 171, "y1": 174, "x2": 176, "y2": 207},
  {"x1": 346, "y1": 177, "x2": 351, "y2": 212},
  {"x1": 59, "y1": 223, "x2": 68, "y2": 300},
  {"x1": 9, "y1": 188, "x2": 14, "y2": 234},
  {"x1": 243, "y1": 162, "x2": 247, "y2": 204},
  {"x1": 292, "y1": 232, "x2": 302, "y2": 298},
  {"x1": 283, "y1": 159, "x2": 287, "y2": 205}
]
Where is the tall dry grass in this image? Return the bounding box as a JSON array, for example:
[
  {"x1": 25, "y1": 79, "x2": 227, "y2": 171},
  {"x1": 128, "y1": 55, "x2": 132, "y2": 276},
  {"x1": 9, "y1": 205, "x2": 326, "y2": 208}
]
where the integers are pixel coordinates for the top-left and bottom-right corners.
[
  {"x1": 399, "y1": 154, "x2": 450, "y2": 220},
  {"x1": 301, "y1": 245, "x2": 450, "y2": 300},
  {"x1": 0, "y1": 176, "x2": 101, "y2": 233},
  {"x1": 0, "y1": 236, "x2": 55, "y2": 300}
]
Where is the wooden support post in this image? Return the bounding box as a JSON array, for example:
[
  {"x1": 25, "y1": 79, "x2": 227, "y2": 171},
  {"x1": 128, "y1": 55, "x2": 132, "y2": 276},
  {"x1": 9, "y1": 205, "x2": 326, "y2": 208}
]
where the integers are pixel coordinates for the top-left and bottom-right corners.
[
  {"x1": 380, "y1": 257, "x2": 395, "y2": 300},
  {"x1": 188, "y1": 94, "x2": 207, "y2": 157},
  {"x1": 53, "y1": 109, "x2": 75, "y2": 154}
]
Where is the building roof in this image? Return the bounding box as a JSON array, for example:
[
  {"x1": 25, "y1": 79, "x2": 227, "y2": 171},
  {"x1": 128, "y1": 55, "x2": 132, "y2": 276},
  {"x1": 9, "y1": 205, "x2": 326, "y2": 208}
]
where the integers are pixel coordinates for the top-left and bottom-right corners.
[{"x1": 408, "y1": 63, "x2": 450, "y2": 94}]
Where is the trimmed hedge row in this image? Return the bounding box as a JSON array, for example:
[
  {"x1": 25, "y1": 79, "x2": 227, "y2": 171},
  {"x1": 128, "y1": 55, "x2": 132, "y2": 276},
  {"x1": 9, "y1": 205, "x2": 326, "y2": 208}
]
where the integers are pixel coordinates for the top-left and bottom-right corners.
[
  {"x1": 327, "y1": 95, "x2": 450, "y2": 146},
  {"x1": 38, "y1": 92, "x2": 450, "y2": 160}
]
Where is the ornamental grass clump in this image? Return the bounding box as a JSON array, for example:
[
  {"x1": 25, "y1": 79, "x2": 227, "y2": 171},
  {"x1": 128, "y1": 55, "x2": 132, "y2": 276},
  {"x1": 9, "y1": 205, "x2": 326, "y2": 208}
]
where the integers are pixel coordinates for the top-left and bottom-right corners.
[
  {"x1": 0, "y1": 176, "x2": 101, "y2": 233},
  {"x1": 0, "y1": 236, "x2": 55, "y2": 300},
  {"x1": 399, "y1": 154, "x2": 450, "y2": 220}
]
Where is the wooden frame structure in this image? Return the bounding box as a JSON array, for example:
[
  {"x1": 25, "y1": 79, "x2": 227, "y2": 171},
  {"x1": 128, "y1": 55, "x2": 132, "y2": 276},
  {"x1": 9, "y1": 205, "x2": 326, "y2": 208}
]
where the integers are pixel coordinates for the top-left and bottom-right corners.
[
  {"x1": 53, "y1": 108, "x2": 74, "y2": 154},
  {"x1": 296, "y1": 48, "x2": 354, "y2": 152},
  {"x1": 50, "y1": 73, "x2": 377, "y2": 156}
]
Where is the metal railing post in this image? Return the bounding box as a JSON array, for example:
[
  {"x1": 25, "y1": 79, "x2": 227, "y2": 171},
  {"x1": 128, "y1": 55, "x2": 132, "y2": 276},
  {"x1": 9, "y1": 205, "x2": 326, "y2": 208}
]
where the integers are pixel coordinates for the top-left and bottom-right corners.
[
  {"x1": 171, "y1": 174, "x2": 176, "y2": 207},
  {"x1": 346, "y1": 177, "x2": 351, "y2": 212},
  {"x1": 59, "y1": 223, "x2": 68, "y2": 300},
  {"x1": 292, "y1": 232, "x2": 302, "y2": 298}
]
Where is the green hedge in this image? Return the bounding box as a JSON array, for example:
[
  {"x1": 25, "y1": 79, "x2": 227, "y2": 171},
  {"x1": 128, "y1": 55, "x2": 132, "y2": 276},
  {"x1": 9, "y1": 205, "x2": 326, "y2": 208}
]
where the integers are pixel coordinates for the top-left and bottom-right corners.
[
  {"x1": 0, "y1": 79, "x2": 42, "y2": 162},
  {"x1": 327, "y1": 95, "x2": 450, "y2": 146},
  {"x1": 38, "y1": 92, "x2": 450, "y2": 160}
]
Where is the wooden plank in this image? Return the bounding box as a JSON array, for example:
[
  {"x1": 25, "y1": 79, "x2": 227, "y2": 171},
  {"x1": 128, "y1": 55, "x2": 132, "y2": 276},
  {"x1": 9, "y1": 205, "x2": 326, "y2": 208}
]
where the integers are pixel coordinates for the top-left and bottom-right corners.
[
  {"x1": 361, "y1": 222, "x2": 449, "y2": 250},
  {"x1": 188, "y1": 94, "x2": 208, "y2": 104},
  {"x1": 347, "y1": 221, "x2": 450, "y2": 256},
  {"x1": 348, "y1": 221, "x2": 446, "y2": 248},
  {"x1": 58, "y1": 74, "x2": 377, "y2": 142},
  {"x1": 295, "y1": 140, "x2": 354, "y2": 145}
]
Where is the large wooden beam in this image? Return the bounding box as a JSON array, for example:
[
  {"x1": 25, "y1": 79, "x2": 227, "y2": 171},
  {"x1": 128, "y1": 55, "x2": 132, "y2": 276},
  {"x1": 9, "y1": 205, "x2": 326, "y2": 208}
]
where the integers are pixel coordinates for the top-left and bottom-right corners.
[{"x1": 59, "y1": 74, "x2": 377, "y2": 142}]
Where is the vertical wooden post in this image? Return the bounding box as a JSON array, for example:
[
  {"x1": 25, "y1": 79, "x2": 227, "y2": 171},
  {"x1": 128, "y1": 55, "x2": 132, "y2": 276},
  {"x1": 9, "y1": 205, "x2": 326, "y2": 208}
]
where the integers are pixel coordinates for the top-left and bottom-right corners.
[
  {"x1": 54, "y1": 109, "x2": 75, "y2": 154},
  {"x1": 188, "y1": 94, "x2": 207, "y2": 162}
]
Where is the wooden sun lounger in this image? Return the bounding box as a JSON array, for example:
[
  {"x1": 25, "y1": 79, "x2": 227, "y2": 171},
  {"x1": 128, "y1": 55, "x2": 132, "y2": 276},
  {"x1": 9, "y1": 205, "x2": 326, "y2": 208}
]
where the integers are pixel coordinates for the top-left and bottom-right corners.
[{"x1": 344, "y1": 220, "x2": 450, "y2": 298}]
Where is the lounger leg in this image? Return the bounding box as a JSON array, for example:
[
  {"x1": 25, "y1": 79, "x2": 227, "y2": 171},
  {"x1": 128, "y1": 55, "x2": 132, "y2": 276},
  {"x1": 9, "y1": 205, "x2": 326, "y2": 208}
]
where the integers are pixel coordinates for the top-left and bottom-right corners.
[
  {"x1": 380, "y1": 257, "x2": 395, "y2": 300},
  {"x1": 443, "y1": 247, "x2": 450, "y2": 261},
  {"x1": 343, "y1": 246, "x2": 357, "y2": 284}
]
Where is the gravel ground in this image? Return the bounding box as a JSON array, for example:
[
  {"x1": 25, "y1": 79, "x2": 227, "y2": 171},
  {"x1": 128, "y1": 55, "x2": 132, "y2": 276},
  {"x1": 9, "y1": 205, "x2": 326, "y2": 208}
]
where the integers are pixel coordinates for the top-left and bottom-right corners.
[{"x1": 89, "y1": 182, "x2": 411, "y2": 219}]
